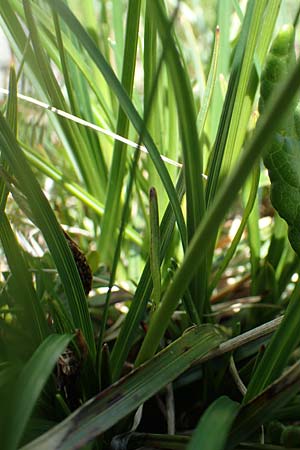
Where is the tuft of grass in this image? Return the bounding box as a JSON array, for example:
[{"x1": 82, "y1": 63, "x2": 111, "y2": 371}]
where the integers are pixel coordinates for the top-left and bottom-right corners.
[{"x1": 1, "y1": 1, "x2": 300, "y2": 449}]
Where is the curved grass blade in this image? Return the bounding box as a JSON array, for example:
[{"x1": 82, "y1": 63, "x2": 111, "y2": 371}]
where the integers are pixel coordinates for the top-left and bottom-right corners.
[
  {"x1": 151, "y1": 0, "x2": 206, "y2": 313},
  {"x1": 51, "y1": 10, "x2": 108, "y2": 200},
  {"x1": 208, "y1": 0, "x2": 232, "y2": 143},
  {"x1": 22, "y1": 325, "x2": 224, "y2": 450},
  {"x1": 187, "y1": 396, "x2": 239, "y2": 450},
  {"x1": 111, "y1": 362, "x2": 300, "y2": 450},
  {"x1": 97, "y1": 148, "x2": 142, "y2": 385},
  {"x1": 21, "y1": 0, "x2": 103, "y2": 200},
  {"x1": 21, "y1": 143, "x2": 142, "y2": 246},
  {"x1": 99, "y1": 0, "x2": 141, "y2": 265},
  {"x1": 0, "y1": 112, "x2": 95, "y2": 356},
  {"x1": 209, "y1": 164, "x2": 260, "y2": 294},
  {"x1": 45, "y1": 0, "x2": 187, "y2": 250},
  {"x1": 0, "y1": 67, "x2": 17, "y2": 212},
  {"x1": 110, "y1": 171, "x2": 185, "y2": 381},
  {"x1": 2, "y1": 333, "x2": 72, "y2": 450},
  {"x1": 243, "y1": 277, "x2": 300, "y2": 402},
  {"x1": 227, "y1": 362, "x2": 300, "y2": 449},
  {"x1": 0, "y1": 71, "x2": 48, "y2": 345},
  {"x1": 135, "y1": 48, "x2": 300, "y2": 365},
  {"x1": 0, "y1": 213, "x2": 48, "y2": 346},
  {"x1": 197, "y1": 24, "x2": 220, "y2": 142},
  {"x1": 206, "y1": 0, "x2": 280, "y2": 206}
]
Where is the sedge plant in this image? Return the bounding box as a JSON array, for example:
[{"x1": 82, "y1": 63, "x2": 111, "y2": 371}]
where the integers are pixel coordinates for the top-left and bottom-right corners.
[{"x1": 1, "y1": 1, "x2": 300, "y2": 449}]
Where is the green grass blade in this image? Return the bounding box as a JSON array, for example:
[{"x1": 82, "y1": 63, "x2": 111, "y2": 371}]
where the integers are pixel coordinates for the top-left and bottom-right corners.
[
  {"x1": 197, "y1": 25, "x2": 220, "y2": 145},
  {"x1": 110, "y1": 172, "x2": 185, "y2": 380},
  {"x1": 206, "y1": 0, "x2": 256, "y2": 206},
  {"x1": 144, "y1": 1, "x2": 174, "y2": 217},
  {"x1": 135, "y1": 50, "x2": 300, "y2": 365},
  {"x1": 22, "y1": 325, "x2": 224, "y2": 450},
  {"x1": 219, "y1": 0, "x2": 267, "y2": 175},
  {"x1": 2, "y1": 1, "x2": 108, "y2": 200},
  {"x1": 151, "y1": 0, "x2": 206, "y2": 312},
  {"x1": 112, "y1": 0, "x2": 125, "y2": 76},
  {"x1": 0, "y1": 68, "x2": 17, "y2": 212},
  {"x1": 51, "y1": 10, "x2": 108, "y2": 199},
  {"x1": 0, "y1": 73, "x2": 48, "y2": 345},
  {"x1": 228, "y1": 362, "x2": 300, "y2": 449},
  {"x1": 0, "y1": 113, "x2": 95, "y2": 356},
  {"x1": 122, "y1": 363, "x2": 300, "y2": 450},
  {"x1": 2, "y1": 333, "x2": 72, "y2": 450},
  {"x1": 209, "y1": 164, "x2": 260, "y2": 294},
  {"x1": 151, "y1": 0, "x2": 205, "y2": 236},
  {"x1": 208, "y1": 0, "x2": 232, "y2": 143},
  {"x1": 244, "y1": 166, "x2": 261, "y2": 295},
  {"x1": 266, "y1": 213, "x2": 289, "y2": 271},
  {"x1": 21, "y1": 142, "x2": 142, "y2": 246},
  {"x1": 97, "y1": 148, "x2": 142, "y2": 384},
  {"x1": 204, "y1": 0, "x2": 269, "y2": 283},
  {"x1": 206, "y1": 0, "x2": 280, "y2": 206},
  {"x1": 46, "y1": 0, "x2": 187, "y2": 250},
  {"x1": 5, "y1": 67, "x2": 17, "y2": 134},
  {"x1": 99, "y1": 0, "x2": 141, "y2": 265},
  {"x1": 243, "y1": 277, "x2": 300, "y2": 402},
  {"x1": 0, "y1": 213, "x2": 48, "y2": 345},
  {"x1": 187, "y1": 396, "x2": 239, "y2": 450}
]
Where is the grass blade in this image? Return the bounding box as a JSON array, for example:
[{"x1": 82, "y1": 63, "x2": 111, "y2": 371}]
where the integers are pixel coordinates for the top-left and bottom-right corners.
[
  {"x1": 21, "y1": 142, "x2": 142, "y2": 246},
  {"x1": 99, "y1": 0, "x2": 142, "y2": 265},
  {"x1": 151, "y1": 0, "x2": 206, "y2": 313},
  {"x1": 135, "y1": 48, "x2": 300, "y2": 365},
  {"x1": 110, "y1": 172, "x2": 185, "y2": 380},
  {"x1": 22, "y1": 325, "x2": 224, "y2": 450},
  {"x1": 2, "y1": 334, "x2": 72, "y2": 450},
  {"x1": 0, "y1": 213, "x2": 48, "y2": 346},
  {"x1": 243, "y1": 277, "x2": 300, "y2": 402},
  {"x1": 0, "y1": 112, "x2": 95, "y2": 356},
  {"x1": 46, "y1": 0, "x2": 187, "y2": 249},
  {"x1": 187, "y1": 396, "x2": 239, "y2": 450},
  {"x1": 228, "y1": 362, "x2": 300, "y2": 449},
  {"x1": 209, "y1": 164, "x2": 260, "y2": 294},
  {"x1": 0, "y1": 67, "x2": 17, "y2": 212}
]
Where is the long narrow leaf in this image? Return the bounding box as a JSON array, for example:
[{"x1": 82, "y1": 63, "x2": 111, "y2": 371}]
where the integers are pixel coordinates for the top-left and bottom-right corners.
[
  {"x1": 151, "y1": 0, "x2": 206, "y2": 313},
  {"x1": 187, "y1": 396, "x2": 239, "y2": 450},
  {"x1": 228, "y1": 362, "x2": 300, "y2": 449},
  {"x1": 99, "y1": 0, "x2": 141, "y2": 265},
  {"x1": 2, "y1": 334, "x2": 72, "y2": 450},
  {"x1": 243, "y1": 277, "x2": 300, "y2": 402},
  {"x1": 0, "y1": 213, "x2": 48, "y2": 345},
  {"x1": 135, "y1": 47, "x2": 300, "y2": 365},
  {"x1": 45, "y1": 0, "x2": 187, "y2": 250},
  {"x1": 0, "y1": 113, "x2": 95, "y2": 356},
  {"x1": 21, "y1": 143, "x2": 142, "y2": 246},
  {"x1": 111, "y1": 172, "x2": 185, "y2": 380},
  {"x1": 22, "y1": 325, "x2": 224, "y2": 450}
]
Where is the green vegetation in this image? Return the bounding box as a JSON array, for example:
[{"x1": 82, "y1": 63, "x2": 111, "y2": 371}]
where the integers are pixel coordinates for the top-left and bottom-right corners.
[{"x1": 1, "y1": 1, "x2": 300, "y2": 449}]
